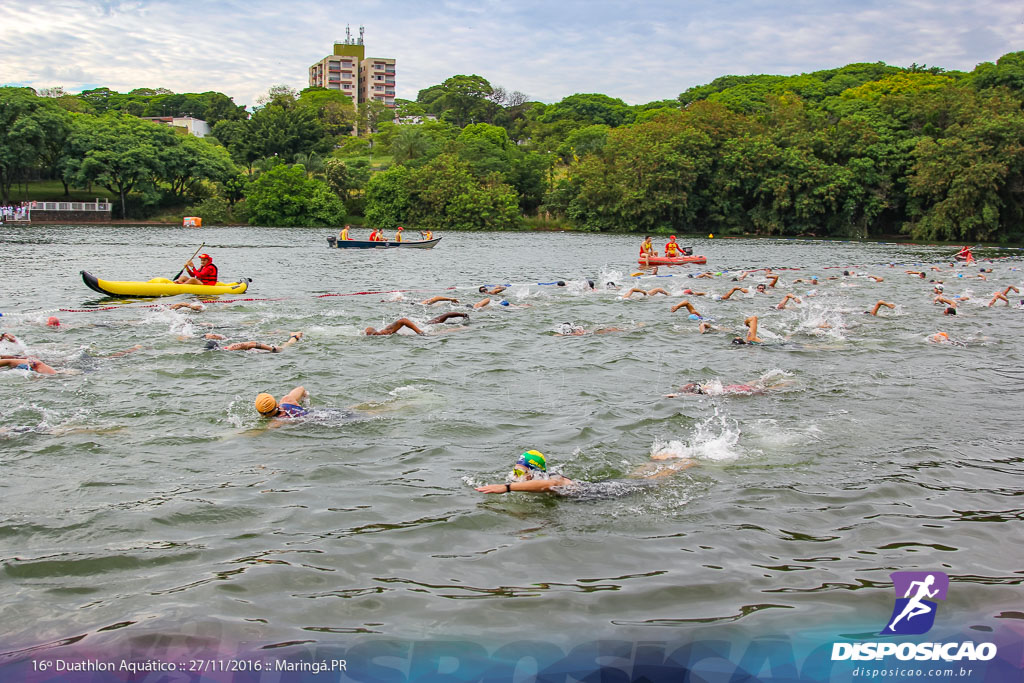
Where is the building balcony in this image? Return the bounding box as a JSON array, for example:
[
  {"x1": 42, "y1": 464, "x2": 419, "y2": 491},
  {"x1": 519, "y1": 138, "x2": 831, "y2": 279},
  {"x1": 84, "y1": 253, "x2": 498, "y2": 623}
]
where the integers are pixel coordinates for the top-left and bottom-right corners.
[{"x1": 385, "y1": 80, "x2": 395, "y2": 86}]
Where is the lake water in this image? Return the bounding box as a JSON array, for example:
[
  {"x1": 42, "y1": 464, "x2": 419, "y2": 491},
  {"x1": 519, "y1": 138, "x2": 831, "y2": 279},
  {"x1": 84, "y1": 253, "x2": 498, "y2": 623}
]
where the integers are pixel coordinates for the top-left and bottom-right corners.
[{"x1": 1, "y1": 226, "x2": 1022, "y2": 681}]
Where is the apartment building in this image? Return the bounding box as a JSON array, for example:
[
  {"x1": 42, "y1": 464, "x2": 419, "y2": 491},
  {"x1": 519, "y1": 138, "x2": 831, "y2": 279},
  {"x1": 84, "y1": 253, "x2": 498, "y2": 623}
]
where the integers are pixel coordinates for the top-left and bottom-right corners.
[{"x1": 308, "y1": 27, "x2": 396, "y2": 110}]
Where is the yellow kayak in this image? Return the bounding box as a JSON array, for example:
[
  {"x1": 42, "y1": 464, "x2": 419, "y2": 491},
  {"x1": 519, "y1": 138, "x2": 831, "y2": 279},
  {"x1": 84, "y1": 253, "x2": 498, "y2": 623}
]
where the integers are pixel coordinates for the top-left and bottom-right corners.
[{"x1": 81, "y1": 271, "x2": 250, "y2": 297}]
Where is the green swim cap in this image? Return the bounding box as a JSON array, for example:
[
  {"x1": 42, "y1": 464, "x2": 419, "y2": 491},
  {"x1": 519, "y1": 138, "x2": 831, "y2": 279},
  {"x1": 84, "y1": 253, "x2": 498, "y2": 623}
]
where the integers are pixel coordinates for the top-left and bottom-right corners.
[{"x1": 516, "y1": 450, "x2": 547, "y2": 472}]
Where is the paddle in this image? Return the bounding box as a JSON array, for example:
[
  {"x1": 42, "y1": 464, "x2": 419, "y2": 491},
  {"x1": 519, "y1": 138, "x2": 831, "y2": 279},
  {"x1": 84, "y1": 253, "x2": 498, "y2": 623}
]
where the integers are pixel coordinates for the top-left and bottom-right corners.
[{"x1": 173, "y1": 243, "x2": 205, "y2": 281}]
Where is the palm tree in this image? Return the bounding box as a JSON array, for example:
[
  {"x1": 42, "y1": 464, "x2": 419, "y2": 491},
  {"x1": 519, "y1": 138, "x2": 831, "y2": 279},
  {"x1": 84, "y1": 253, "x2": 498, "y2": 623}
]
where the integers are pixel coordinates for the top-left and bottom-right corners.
[
  {"x1": 390, "y1": 126, "x2": 430, "y2": 164},
  {"x1": 293, "y1": 151, "x2": 325, "y2": 177}
]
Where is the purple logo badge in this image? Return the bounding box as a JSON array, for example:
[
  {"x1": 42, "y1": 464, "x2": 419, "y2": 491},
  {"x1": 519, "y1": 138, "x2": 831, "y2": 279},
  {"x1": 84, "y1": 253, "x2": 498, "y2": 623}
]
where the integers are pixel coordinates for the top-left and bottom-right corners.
[{"x1": 881, "y1": 571, "x2": 949, "y2": 635}]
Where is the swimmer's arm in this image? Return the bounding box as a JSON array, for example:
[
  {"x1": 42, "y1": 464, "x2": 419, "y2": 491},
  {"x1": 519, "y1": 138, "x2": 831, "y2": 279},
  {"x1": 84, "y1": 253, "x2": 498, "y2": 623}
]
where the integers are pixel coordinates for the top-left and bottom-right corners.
[
  {"x1": 476, "y1": 476, "x2": 573, "y2": 494},
  {"x1": 281, "y1": 386, "x2": 308, "y2": 405}
]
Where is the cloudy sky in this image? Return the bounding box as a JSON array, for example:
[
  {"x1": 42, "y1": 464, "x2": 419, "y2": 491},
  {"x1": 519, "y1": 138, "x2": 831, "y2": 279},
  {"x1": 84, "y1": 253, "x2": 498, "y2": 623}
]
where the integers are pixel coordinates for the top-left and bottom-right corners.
[{"x1": 2, "y1": 0, "x2": 1022, "y2": 109}]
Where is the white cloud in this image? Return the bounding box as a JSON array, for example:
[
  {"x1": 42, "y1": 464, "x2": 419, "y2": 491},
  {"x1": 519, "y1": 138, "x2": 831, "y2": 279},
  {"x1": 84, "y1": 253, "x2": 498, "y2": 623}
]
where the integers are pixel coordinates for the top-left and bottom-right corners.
[{"x1": 1, "y1": 0, "x2": 1022, "y2": 110}]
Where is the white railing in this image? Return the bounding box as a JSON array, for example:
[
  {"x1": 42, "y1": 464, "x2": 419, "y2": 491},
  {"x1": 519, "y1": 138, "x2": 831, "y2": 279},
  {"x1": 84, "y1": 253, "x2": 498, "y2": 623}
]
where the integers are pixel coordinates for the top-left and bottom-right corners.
[{"x1": 33, "y1": 201, "x2": 112, "y2": 212}]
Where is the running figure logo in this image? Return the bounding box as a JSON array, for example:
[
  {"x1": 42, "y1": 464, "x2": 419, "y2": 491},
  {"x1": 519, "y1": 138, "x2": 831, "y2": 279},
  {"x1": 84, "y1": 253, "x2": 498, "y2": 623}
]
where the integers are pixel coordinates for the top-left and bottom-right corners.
[{"x1": 881, "y1": 571, "x2": 949, "y2": 635}]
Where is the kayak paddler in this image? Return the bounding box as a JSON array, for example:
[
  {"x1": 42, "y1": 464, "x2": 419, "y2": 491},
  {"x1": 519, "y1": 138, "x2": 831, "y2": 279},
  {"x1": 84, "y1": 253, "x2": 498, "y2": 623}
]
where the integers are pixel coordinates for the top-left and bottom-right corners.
[{"x1": 174, "y1": 253, "x2": 218, "y2": 285}]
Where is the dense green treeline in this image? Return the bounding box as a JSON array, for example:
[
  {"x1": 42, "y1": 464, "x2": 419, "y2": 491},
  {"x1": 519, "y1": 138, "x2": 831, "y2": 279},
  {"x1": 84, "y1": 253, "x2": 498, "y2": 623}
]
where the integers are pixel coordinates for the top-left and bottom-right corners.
[{"x1": 3, "y1": 51, "x2": 1024, "y2": 240}]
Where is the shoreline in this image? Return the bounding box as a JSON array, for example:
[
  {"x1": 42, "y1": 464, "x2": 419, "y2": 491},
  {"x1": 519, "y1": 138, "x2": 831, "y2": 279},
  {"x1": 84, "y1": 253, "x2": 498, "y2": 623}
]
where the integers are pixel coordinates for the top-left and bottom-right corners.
[{"x1": 5, "y1": 220, "x2": 1024, "y2": 249}]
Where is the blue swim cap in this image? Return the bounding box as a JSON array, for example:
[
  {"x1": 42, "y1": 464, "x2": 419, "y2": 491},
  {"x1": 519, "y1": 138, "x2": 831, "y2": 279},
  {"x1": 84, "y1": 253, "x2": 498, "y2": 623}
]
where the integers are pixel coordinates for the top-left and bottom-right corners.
[
  {"x1": 500, "y1": 300, "x2": 510, "y2": 306},
  {"x1": 688, "y1": 313, "x2": 702, "y2": 321}
]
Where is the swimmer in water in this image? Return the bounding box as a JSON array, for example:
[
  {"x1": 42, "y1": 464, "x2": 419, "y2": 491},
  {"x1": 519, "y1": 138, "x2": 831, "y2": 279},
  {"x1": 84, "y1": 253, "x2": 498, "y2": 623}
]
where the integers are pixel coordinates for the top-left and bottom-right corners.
[
  {"x1": 0, "y1": 357, "x2": 58, "y2": 374},
  {"x1": 864, "y1": 300, "x2": 895, "y2": 316},
  {"x1": 775, "y1": 293, "x2": 802, "y2": 309},
  {"x1": 666, "y1": 377, "x2": 790, "y2": 397},
  {"x1": 206, "y1": 332, "x2": 303, "y2": 352},
  {"x1": 731, "y1": 316, "x2": 763, "y2": 344},
  {"x1": 254, "y1": 385, "x2": 310, "y2": 424},
  {"x1": 365, "y1": 318, "x2": 424, "y2": 336},
  {"x1": 623, "y1": 287, "x2": 670, "y2": 298},
  {"x1": 420, "y1": 296, "x2": 459, "y2": 305},
  {"x1": 475, "y1": 448, "x2": 697, "y2": 495},
  {"x1": 720, "y1": 287, "x2": 748, "y2": 300},
  {"x1": 169, "y1": 302, "x2": 205, "y2": 312},
  {"x1": 426, "y1": 312, "x2": 469, "y2": 325},
  {"x1": 988, "y1": 286, "x2": 1019, "y2": 306},
  {"x1": 479, "y1": 285, "x2": 507, "y2": 295},
  {"x1": 670, "y1": 300, "x2": 702, "y2": 317}
]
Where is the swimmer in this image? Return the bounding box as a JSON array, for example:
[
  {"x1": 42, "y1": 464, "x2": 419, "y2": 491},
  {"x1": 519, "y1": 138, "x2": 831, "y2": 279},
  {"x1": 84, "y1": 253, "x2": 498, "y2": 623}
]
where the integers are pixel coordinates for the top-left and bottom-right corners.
[
  {"x1": 720, "y1": 287, "x2": 748, "y2": 300},
  {"x1": 623, "y1": 287, "x2": 670, "y2": 298},
  {"x1": 764, "y1": 274, "x2": 779, "y2": 288},
  {"x1": 670, "y1": 300, "x2": 702, "y2": 317},
  {"x1": 555, "y1": 322, "x2": 587, "y2": 336},
  {"x1": 867, "y1": 275, "x2": 884, "y2": 282},
  {"x1": 476, "y1": 450, "x2": 574, "y2": 493},
  {"x1": 254, "y1": 385, "x2": 310, "y2": 424},
  {"x1": 478, "y1": 285, "x2": 506, "y2": 295},
  {"x1": 776, "y1": 293, "x2": 802, "y2": 309},
  {"x1": 472, "y1": 297, "x2": 495, "y2": 309},
  {"x1": 754, "y1": 283, "x2": 769, "y2": 294},
  {"x1": 206, "y1": 332, "x2": 303, "y2": 352},
  {"x1": 865, "y1": 300, "x2": 895, "y2": 316},
  {"x1": 420, "y1": 296, "x2": 459, "y2": 305},
  {"x1": 426, "y1": 312, "x2": 469, "y2": 325},
  {"x1": 0, "y1": 333, "x2": 18, "y2": 344},
  {"x1": 681, "y1": 288, "x2": 706, "y2": 296},
  {"x1": 364, "y1": 318, "x2": 424, "y2": 336},
  {"x1": 475, "y1": 449, "x2": 696, "y2": 495},
  {"x1": 666, "y1": 378, "x2": 789, "y2": 397},
  {"x1": 793, "y1": 277, "x2": 818, "y2": 285},
  {"x1": 169, "y1": 302, "x2": 205, "y2": 312},
  {"x1": 988, "y1": 286, "x2": 1019, "y2": 306},
  {"x1": 0, "y1": 357, "x2": 57, "y2": 374},
  {"x1": 731, "y1": 315, "x2": 762, "y2": 344},
  {"x1": 906, "y1": 270, "x2": 926, "y2": 278}
]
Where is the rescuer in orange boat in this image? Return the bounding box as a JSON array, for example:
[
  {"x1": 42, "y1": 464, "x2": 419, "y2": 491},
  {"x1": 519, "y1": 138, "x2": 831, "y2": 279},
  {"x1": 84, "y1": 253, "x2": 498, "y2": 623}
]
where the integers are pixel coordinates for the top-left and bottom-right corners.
[{"x1": 665, "y1": 236, "x2": 681, "y2": 257}]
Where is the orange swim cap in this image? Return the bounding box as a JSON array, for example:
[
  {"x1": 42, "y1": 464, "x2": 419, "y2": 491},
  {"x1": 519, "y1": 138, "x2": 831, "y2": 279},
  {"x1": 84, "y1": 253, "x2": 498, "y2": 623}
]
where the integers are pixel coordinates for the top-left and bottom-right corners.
[
  {"x1": 255, "y1": 393, "x2": 278, "y2": 415},
  {"x1": 46, "y1": 316, "x2": 60, "y2": 327}
]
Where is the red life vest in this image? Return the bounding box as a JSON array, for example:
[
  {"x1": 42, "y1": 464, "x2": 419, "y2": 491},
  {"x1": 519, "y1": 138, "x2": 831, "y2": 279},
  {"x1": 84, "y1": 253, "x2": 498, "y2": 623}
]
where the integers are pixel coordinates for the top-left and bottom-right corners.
[{"x1": 189, "y1": 263, "x2": 218, "y2": 285}]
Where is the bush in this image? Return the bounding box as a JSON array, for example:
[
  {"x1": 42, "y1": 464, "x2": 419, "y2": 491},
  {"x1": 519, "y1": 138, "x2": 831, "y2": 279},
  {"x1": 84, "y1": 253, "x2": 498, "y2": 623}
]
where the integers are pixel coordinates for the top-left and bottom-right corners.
[
  {"x1": 246, "y1": 164, "x2": 346, "y2": 227},
  {"x1": 183, "y1": 196, "x2": 250, "y2": 225}
]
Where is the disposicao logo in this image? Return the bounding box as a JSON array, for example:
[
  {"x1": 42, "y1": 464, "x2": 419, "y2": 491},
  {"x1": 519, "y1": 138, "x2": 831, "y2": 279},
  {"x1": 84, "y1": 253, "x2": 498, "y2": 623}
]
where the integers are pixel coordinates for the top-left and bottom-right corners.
[
  {"x1": 881, "y1": 571, "x2": 948, "y2": 635},
  {"x1": 831, "y1": 571, "x2": 998, "y2": 662}
]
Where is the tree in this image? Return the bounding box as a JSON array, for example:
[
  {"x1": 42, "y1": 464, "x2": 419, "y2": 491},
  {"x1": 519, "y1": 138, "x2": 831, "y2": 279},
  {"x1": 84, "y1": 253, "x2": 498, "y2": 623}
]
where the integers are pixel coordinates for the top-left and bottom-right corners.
[
  {"x1": 297, "y1": 87, "x2": 355, "y2": 138},
  {"x1": 211, "y1": 119, "x2": 260, "y2": 173},
  {"x1": 160, "y1": 135, "x2": 238, "y2": 200},
  {"x1": 390, "y1": 125, "x2": 431, "y2": 163},
  {"x1": 0, "y1": 87, "x2": 50, "y2": 201},
  {"x1": 66, "y1": 113, "x2": 176, "y2": 218},
  {"x1": 971, "y1": 51, "x2": 1024, "y2": 93},
  {"x1": 357, "y1": 100, "x2": 393, "y2": 136},
  {"x1": 246, "y1": 164, "x2": 346, "y2": 226},
  {"x1": 248, "y1": 102, "x2": 327, "y2": 159},
  {"x1": 539, "y1": 93, "x2": 636, "y2": 127},
  {"x1": 425, "y1": 75, "x2": 495, "y2": 127},
  {"x1": 364, "y1": 165, "x2": 414, "y2": 228}
]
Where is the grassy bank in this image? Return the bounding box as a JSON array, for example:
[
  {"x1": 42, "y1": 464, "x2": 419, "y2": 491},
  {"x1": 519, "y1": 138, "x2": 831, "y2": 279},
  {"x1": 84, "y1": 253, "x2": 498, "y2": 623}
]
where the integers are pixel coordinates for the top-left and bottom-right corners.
[{"x1": 4, "y1": 180, "x2": 114, "y2": 203}]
